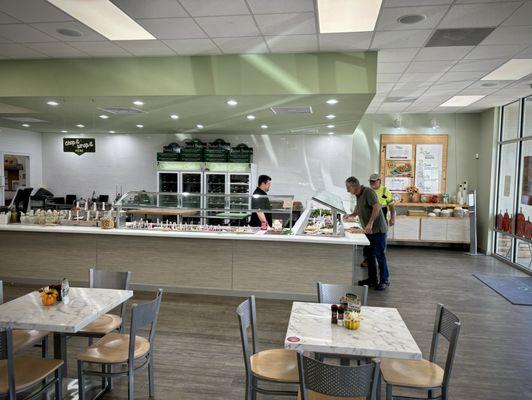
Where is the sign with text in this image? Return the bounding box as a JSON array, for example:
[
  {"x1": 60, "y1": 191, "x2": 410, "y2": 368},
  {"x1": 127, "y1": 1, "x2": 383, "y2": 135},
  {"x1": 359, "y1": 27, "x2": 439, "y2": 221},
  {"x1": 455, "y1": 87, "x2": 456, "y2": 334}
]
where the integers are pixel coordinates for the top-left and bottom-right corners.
[{"x1": 63, "y1": 138, "x2": 95, "y2": 156}]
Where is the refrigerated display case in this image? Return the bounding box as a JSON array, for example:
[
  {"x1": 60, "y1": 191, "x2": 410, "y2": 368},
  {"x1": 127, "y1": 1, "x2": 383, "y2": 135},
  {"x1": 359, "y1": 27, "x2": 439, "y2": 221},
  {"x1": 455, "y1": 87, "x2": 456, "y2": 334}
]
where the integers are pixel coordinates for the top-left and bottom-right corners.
[{"x1": 181, "y1": 172, "x2": 202, "y2": 223}]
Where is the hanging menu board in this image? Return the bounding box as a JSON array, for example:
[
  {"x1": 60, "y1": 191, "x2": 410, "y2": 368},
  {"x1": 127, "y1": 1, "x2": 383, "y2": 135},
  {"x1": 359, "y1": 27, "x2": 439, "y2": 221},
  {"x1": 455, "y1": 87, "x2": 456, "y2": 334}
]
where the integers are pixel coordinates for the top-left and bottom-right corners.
[{"x1": 415, "y1": 144, "x2": 443, "y2": 193}]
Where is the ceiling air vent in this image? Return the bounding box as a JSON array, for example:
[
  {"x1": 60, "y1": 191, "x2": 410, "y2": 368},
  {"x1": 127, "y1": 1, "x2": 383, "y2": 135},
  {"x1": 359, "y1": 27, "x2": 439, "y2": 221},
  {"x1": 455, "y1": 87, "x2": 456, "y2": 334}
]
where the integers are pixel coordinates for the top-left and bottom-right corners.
[
  {"x1": 425, "y1": 28, "x2": 495, "y2": 47},
  {"x1": 385, "y1": 97, "x2": 417, "y2": 103},
  {"x1": 97, "y1": 107, "x2": 145, "y2": 115},
  {"x1": 270, "y1": 106, "x2": 313, "y2": 114},
  {"x1": 3, "y1": 117, "x2": 47, "y2": 123},
  {"x1": 289, "y1": 127, "x2": 319, "y2": 134}
]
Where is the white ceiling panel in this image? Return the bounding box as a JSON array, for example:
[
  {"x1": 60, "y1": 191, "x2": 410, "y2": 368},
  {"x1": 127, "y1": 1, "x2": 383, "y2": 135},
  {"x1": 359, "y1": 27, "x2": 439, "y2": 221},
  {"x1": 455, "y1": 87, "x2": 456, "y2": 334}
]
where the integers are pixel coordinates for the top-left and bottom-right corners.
[
  {"x1": 464, "y1": 44, "x2": 527, "y2": 60},
  {"x1": 378, "y1": 103, "x2": 411, "y2": 113},
  {"x1": 163, "y1": 38, "x2": 221, "y2": 55},
  {"x1": 255, "y1": 13, "x2": 316, "y2": 36},
  {"x1": 195, "y1": 15, "x2": 260, "y2": 38},
  {"x1": 0, "y1": 43, "x2": 47, "y2": 58},
  {"x1": 406, "y1": 60, "x2": 455, "y2": 73},
  {"x1": 111, "y1": 0, "x2": 188, "y2": 18},
  {"x1": 383, "y1": 0, "x2": 452, "y2": 6},
  {"x1": 376, "y1": 83, "x2": 396, "y2": 94},
  {"x1": 265, "y1": 35, "x2": 318, "y2": 53},
  {"x1": 375, "y1": 5, "x2": 449, "y2": 31},
  {"x1": 246, "y1": 0, "x2": 314, "y2": 14},
  {"x1": 115, "y1": 40, "x2": 175, "y2": 56},
  {"x1": 0, "y1": 0, "x2": 72, "y2": 23},
  {"x1": 415, "y1": 46, "x2": 473, "y2": 61},
  {"x1": 430, "y1": 80, "x2": 477, "y2": 90},
  {"x1": 439, "y1": 2, "x2": 522, "y2": 29},
  {"x1": 399, "y1": 72, "x2": 444, "y2": 82},
  {"x1": 137, "y1": 18, "x2": 206, "y2": 40},
  {"x1": 67, "y1": 41, "x2": 131, "y2": 57},
  {"x1": 213, "y1": 37, "x2": 268, "y2": 54},
  {"x1": 482, "y1": 26, "x2": 532, "y2": 46},
  {"x1": 438, "y1": 71, "x2": 486, "y2": 82},
  {"x1": 318, "y1": 32, "x2": 372, "y2": 51},
  {"x1": 516, "y1": 46, "x2": 532, "y2": 59},
  {"x1": 0, "y1": 23, "x2": 56, "y2": 43},
  {"x1": 378, "y1": 62, "x2": 410, "y2": 74},
  {"x1": 179, "y1": 0, "x2": 250, "y2": 17},
  {"x1": 377, "y1": 73, "x2": 402, "y2": 83},
  {"x1": 450, "y1": 58, "x2": 507, "y2": 72},
  {"x1": 30, "y1": 21, "x2": 106, "y2": 42},
  {"x1": 0, "y1": 11, "x2": 19, "y2": 24},
  {"x1": 502, "y1": 1, "x2": 532, "y2": 26},
  {"x1": 26, "y1": 42, "x2": 87, "y2": 57},
  {"x1": 377, "y1": 48, "x2": 419, "y2": 62},
  {"x1": 371, "y1": 30, "x2": 432, "y2": 48}
]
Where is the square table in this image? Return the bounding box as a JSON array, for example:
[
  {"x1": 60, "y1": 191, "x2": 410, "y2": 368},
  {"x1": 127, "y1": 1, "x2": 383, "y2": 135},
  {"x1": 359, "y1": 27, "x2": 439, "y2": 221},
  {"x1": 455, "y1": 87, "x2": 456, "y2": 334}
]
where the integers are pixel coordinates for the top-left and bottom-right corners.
[{"x1": 284, "y1": 302, "x2": 422, "y2": 360}]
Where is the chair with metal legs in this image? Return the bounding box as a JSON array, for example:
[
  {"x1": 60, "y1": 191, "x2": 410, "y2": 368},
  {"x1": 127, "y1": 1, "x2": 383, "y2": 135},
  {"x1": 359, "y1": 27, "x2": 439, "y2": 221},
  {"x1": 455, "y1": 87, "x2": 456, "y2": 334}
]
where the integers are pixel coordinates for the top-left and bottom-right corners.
[
  {"x1": 0, "y1": 281, "x2": 49, "y2": 357},
  {"x1": 77, "y1": 289, "x2": 163, "y2": 400},
  {"x1": 297, "y1": 352, "x2": 380, "y2": 400},
  {"x1": 236, "y1": 296, "x2": 299, "y2": 399},
  {"x1": 317, "y1": 282, "x2": 368, "y2": 306},
  {"x1": 0, "y1": 323, "x2": 63, "y2": 400},
  {"x1": 380, "y1": 304, "x2": 461, "y2": 400}
]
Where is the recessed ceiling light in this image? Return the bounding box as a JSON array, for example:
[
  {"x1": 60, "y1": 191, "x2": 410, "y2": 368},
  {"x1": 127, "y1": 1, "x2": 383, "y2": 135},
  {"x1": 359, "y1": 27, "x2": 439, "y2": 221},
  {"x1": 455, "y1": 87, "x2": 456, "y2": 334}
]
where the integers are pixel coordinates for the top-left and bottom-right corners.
[
  {"x1": 326, "y1": 99, "x2": 338, "y2": 105},
  {"x1": 327, "y1": 124, "x2": 335, "y2": 128},
  {"x1": 326, "y1": 114, "x2": 336, "y2": 119},
  {"x1": 46, "y1": 0, "x2": 156, "y2": 41},
  {"x1": 133, "y1": 100, "x2": 144, "y2": 106},
  {"x1": 246, "y1": 115, "x2": 256, "y2": 120},
  {"x1": 109, "y1": 130, "x2": 115, "y2": 134},
  {"x1": 397, "y1": 14, "x2": 426, "y2": 25},
  {"x1": 260, "y1": 124, "x2": 268, "y2": 129},
  {"x1": 196, "y1": 124, "x2": 204, "y2": 129},
  {"x1": 21, "y1": 124, "x2": 30, "y2": 128},
  {"x1": 317, "y1": 0, "x2": 383, "y2": 33},
  {"x1": 61, "y1": 130, "x2": 68, "y2": 133},
  {"x1": 76, "y1": 124, "x2": 85, "y2": 128},
  {"x1": 56, "y1": 28, "x2": 82, "y2": 37},
  {"x1": 481, "y1": 82, "x2": 498, "y2": 87},
  {"x1": 170, "y1": 114, "x2": 179, "y2": 120},
  {"x1": 136, "y1": 124, "x2": 144, "y2": 128},
  {"x1": 99, "y1": 114, "x2": 109, "y2": 119},
  {"x1": 440, "y1": 95, "x2": 485, "y2": 107},
  {"x1": 47, "y1": 100, "x2": 59, "y2": 106},
  {"x1": 226, "y1": 99, "x2": 238, "y2": 106},
  {"x1": 481, "y1": 59, "x2": 532, "y2": 81},
  {"x1": 328, "y1": 132, "x2": 335, "y2": 135}
]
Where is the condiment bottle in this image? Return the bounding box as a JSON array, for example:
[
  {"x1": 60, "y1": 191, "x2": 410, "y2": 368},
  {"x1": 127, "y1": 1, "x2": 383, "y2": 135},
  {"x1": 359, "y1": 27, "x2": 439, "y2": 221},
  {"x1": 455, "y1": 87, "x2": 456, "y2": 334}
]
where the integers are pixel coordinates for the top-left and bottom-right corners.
[
  {"x1": 337, "y1": 305, "x2": 344, "y2": 327},
  {"x1": 331, "y1": 304, "x2": 338, "y2": 324}
]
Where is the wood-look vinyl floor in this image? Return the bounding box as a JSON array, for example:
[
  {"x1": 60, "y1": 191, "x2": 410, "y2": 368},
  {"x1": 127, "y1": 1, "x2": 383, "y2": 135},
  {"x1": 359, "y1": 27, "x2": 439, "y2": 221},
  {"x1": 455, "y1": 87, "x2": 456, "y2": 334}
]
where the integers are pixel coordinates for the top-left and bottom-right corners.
[{"x1": 3, "y1": 247, "x2": 532, "y2": 400}]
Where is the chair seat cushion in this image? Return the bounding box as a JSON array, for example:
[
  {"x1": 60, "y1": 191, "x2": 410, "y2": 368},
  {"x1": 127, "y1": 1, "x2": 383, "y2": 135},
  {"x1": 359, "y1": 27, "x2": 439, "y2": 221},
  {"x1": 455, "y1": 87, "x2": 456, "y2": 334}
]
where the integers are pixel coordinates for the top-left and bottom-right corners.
[
  {"x1": 298, "y1": 390, "x2": 365, "y2": 400},
  {"x1": 80, "y1": 314, "x2": 122, "y2": 334},
  {"x1": 13, "y1": 330, "x2": 48, "y2": 353},
  {"x1": 250, "y1": 348, "x2": 299, "y2": 383},
  {"x1": 77, "y1": 332, "x2": 150, "y2": 364},
  {"x1": 380, "y1": 358, "x2": 444, "y2": 388},
  {"x1": 0, "y1": 357, "x2": 63, "y2": 394}
]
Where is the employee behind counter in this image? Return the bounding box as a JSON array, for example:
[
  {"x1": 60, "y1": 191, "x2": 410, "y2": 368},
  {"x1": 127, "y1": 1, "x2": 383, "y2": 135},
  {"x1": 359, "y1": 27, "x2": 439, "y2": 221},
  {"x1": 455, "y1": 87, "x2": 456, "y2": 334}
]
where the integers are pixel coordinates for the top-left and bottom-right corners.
[{"x1": 249, "y1": 175, "x2": 272, "y2": 229}]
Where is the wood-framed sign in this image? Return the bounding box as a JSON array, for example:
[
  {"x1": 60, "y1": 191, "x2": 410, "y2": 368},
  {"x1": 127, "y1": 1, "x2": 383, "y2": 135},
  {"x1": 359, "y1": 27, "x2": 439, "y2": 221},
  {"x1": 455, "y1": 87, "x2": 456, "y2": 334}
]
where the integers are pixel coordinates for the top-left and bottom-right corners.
[
  {"x1": 63, "y1": 138, "x2": 95, "y2": 156},
  {"x1": 380, "y1": 134, "x2": 448, "y2": 195}
]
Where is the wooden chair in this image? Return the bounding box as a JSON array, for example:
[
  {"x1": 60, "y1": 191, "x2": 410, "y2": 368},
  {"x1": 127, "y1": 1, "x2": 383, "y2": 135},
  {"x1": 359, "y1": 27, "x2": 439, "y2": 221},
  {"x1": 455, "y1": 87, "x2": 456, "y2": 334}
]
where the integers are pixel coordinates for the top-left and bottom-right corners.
[
  {"x1": 380, "y1": 304, "x2": 461, "y2": 400},
  {"x1": 0, "y1": 281, "x2": 49, "y2": 357},
  {"x1": 317, "y1": 282, "x2": 368, "y2": 306},
  {"x1": 236, "y1": 296, "x2": 299, "y2": 399},
  {"x1": 297, "y1": 352, "x2": 380, "y2": 400},
  {"x1": 77, "y1": 289, "x2": 163, "y2": 400},
  {"x1": 0, "y1": 324, "x2": 63, "y2": 400}
]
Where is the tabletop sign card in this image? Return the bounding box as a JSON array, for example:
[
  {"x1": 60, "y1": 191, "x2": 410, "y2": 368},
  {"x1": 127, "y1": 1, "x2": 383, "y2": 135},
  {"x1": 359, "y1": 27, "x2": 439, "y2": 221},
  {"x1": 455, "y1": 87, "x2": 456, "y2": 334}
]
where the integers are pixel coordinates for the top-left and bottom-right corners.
[
  {"x1": 63, "y1": 138, "x2": 95, "y2": 156},
  {"x1": 386, "y1": 144, "x2": 412, "y2": 160},
  {"x1": 415, "y1": 144, "x2": 443, "y2": 194}
]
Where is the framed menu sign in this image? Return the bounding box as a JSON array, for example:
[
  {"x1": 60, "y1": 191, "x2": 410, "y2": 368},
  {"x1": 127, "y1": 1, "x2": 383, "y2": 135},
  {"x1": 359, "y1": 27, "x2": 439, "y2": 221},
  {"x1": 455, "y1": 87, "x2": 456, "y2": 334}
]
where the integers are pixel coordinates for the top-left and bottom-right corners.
[
  {"x1": 414, "y1": 144, "x2": 443, "y2": 193},
  {"x1": 63, "y1": 138, "x2": 95, "y2": 156}
]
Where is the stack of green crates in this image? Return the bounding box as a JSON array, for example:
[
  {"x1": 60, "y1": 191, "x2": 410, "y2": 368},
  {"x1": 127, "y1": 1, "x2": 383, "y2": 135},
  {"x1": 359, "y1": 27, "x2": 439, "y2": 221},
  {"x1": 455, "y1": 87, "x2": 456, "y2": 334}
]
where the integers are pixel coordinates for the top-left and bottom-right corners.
[
  {"x1": 157, "y1": 152, "x2": 179, "y2": 161},
  {"x1": 180, "y1": 139, "x2": 204, "y2": 162},
  {"x1": 229, "y1": 144, "x2": 253, "y2": 163},
  {"x1": 205, "y1": 139, "x2": 230, "y2": 162}
]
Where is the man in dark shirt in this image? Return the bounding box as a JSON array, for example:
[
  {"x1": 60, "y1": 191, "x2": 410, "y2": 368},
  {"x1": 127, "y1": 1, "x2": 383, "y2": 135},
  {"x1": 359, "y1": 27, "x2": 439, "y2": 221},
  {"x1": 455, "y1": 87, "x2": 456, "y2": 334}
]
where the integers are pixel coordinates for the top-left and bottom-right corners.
[
  {"x1": 345, "y1": 176, "x2": 390, "y2": 291},
  {"x1": 249, "y1": 175, "x2": 272, "y2": 228}
]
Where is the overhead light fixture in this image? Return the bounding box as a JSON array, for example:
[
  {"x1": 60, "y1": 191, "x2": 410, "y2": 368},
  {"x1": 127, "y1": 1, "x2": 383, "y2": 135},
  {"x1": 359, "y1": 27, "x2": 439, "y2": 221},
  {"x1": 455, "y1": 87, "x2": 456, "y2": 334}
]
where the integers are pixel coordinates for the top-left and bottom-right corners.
[
  {"x1": 196, "y1": 124, "x2": 204, "y2": 129},
  {"x1": 328, "y1": 132, "x2": 335, "y2": 135},
  {"x1": 326, "y1": 114, "x2": 336, "y2": 119},
  {"x1": 317, "y1": 0, "x2": 383, "y2": 33},
  {"x1": 326, "y1": 99, "x2": 338, "y2": 105},
  {"x1": 47, "y1": 100, "x2": 59, "y2": 106},
  {"x1": 430, "y1": 119, "x2": 440, "y2": 130},
  {"x1": 136, "y1": 124, "x2": 144, "y2": 128},
  {"x1": 99, "y1": 114, "x2": 109, "y2": 119},
  {"x1": 398, "y1": 14, "x2": 426, "y2": 25},
  {"x1": 21, "y1": 123, "x2": 30, "y2": 128},
  {"x1": 109, "y1": 130, "x2": 115, "y2": 134},
  {"x1": 260, "y1": 124, "x2": 268, "y2": 129},
  {"x1": 133, "y1": 100, "x2": 144, "y2": 106},
  {"x1": 246, "y1": 115, "x2": 256, "y2": 120},
  {"x1": 393, "y1": 115, "x2": 402, "y2": 128},
  {"x1": 61, "y1": 130, "x2": 68, "y2": 133},
  {"x1": 46, "y1": 0, "x2": 156, "y2": 41},
  {"x1": 481, "y1": 59, "x2": 532, "y2": 81},
  {"x1": 327, "y1": 124, "x2": 335, "y2": 128},
  {"x1": 226, "y1": 99, "x2": 238, "y2": 106},
  {"x1": 440, "y1": 95, "x2": 485, "y2": 107},
  {"x1": 170, "y1": 114, "x2": 179, "y2": 120},
  {"x1": 76, "y1": 124, "x2": 85, "y2": 128}
]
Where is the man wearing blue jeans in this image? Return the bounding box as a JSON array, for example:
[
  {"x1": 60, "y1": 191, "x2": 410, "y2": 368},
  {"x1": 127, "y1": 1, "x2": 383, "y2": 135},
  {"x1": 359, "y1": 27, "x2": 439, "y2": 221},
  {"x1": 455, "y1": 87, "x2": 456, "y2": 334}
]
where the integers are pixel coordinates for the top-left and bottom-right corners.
[{"x1": 346, "y1": 176, "x2": 390, "y2": 291}]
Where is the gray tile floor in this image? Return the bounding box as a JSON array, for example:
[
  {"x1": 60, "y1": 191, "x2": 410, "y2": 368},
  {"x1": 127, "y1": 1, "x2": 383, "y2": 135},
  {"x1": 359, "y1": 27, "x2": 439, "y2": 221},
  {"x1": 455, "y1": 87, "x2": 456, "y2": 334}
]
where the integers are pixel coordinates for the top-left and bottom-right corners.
[{"x1": 5, "y1": 247, "x2": 532, "y2": 399}]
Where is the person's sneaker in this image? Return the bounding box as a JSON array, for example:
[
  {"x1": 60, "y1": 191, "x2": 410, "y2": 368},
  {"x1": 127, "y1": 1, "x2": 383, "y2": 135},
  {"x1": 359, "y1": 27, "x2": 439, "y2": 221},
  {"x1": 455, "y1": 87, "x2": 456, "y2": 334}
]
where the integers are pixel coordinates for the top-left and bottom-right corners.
[
  {"x1": 375, "y1": 283, "x2": 388, "y2": 291},
  {"x1": 358, "y1": 279, "x2": 377, "y2": 288}
]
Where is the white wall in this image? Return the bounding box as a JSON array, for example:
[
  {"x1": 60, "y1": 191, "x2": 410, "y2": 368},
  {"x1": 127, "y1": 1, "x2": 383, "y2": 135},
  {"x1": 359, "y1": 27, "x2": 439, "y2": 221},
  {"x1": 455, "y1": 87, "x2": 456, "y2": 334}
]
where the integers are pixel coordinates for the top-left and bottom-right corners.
[{"x1": 42, "y1": 132, "x2": 353, "y2": 203}]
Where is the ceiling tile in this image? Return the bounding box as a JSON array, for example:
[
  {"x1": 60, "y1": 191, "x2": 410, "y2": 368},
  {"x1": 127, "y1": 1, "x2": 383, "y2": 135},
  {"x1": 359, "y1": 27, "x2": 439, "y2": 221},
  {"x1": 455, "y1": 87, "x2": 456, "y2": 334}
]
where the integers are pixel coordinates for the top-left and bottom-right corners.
[
  {"x1": 115, "y1": 40, "x2": 175, "y2": 56},
  {"x1": 383, "y1": 0, "x2": 453, "y2": 5},
  {"x1": 25, "y1": 42, "x2": 87, "y2": 58},
  {"x1": 516, "y1": 46, "x2": 532, "y2": 59},
  {"x1": 111, "y1": 0, "x2": 188, "y2": 18},
  {"x1": 430, "y1": 80, "x2": 476, "y2": 90},
  {"x1": 464, "y1": 80, "x2": 512, "y2": 91},
  {"x1": 137, "y1": 18, "x2": 206, "y2": 39},
  {"x1": 415, "y1": 46, "x2": 473, "y2": 61},
  {"x1": 375, "y1": 5, "x2": 449, "y2": 31},
  {"x1": 502, "y1": 1, "x2": 532, "y2": 26},
  {"x1": 0, "y1": 24, "x2": 56, "y2": 43},
  {"x1": 179, "y1": 0, "x2": 250, "y2": 16},
  {"x1": 0, "y1": 11, "x2": 18, "y2": 24},
  {"x1": 371, "y1": 30, "x2": 432, "y2": 48},
  {"x1": 464, "y1": 44, "x2": 528, "y2": 60},
  {"x1": 438, "y1": 71, "x2": 486, "y2": 82},
  {"x1": 406, "y1": 60, "x2": 455, "y2": 73},
  {"x1": 163, "y1": 38, "x2": 221, "y2": 55},
  {"x1": 0, "y1": 0, "x2": 73, "y2": 23},
  {"x1": 246, "y1": 0, "x2": 314, "y2": 14},
  {"x1": 438, "y1": 2, "x2": 522, "y2": 29},
  {"x1": 377, "y1": 73, "x2": 402, "y2": 83},
  {"x1": 399, "y1": 72, "x2": 444, "y2": 82},
  {"x1": 481, "y1": 26, "x2": 532, "y2": 46},
  {"x1": 195, "y1": 15, "x2": 260, "y2": 38},
  {"x1": 265, "y1": 35, "x2": 317, "y2": 53},
  {"x1": 318, "y1": 32, "x2": 372, "y2": 51},
  {"x1": 376, "y1": 83, "x2": 396, "y2": 94},
  {"x1": 255, "y1": 13, "x2": 316, "y2": 36},
  {"x1": 377, "y1": 62, "x2": 410, "y2": 74},
  {"x1": 213, "y1": 37, "x2": 268, "y2": 54},
  {"x1": 450, "y1": 59, "x2": 507, "y2": 72},
  {"x1": 67, "y1": 41, "x2": 131, "y2": 57},
  {"x1": 0, "y1": 43, "x2": 48, "y2": 58},
  {"x1": 29, "y1": 21, "x2": 106, "y2": 42},
  {"x1": 377, "y1": 48, "x2": 419, "y2": 62},
  {"x1": 378, "y1": 103, "x2": 410, "y2": 113}
]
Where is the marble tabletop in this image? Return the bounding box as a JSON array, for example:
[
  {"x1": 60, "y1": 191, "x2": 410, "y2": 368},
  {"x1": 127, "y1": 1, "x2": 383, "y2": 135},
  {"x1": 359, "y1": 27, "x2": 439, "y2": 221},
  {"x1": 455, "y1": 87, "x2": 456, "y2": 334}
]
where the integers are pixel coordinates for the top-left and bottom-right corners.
[
  {"x1": 0, "y1": 287, "x2": 133, "y2": 333},
  {"x1": 284, "y1": 302, "x2": 422, "y2": 360}
]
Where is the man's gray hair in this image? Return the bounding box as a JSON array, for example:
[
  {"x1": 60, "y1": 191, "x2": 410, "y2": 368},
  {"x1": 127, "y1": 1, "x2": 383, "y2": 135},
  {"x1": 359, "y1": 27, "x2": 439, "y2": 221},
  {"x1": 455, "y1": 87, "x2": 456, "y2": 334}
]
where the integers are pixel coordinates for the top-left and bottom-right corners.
[{"x1": 345, "y1": 176, "x2": 360, "y2": 186}]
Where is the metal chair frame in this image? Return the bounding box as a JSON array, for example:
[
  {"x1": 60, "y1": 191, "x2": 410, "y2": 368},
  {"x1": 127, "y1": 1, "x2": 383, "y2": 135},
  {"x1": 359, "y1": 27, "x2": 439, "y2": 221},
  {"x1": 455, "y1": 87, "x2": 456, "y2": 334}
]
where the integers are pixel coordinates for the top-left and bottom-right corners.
[
  {"x1": 317, "y1": 282, "x2": 369, "y2": 306},
  {"x1": 384, "y1": 304, "x2": 461, "y2": 400},
  {"x1": 297, "y1": 352, "x2": 380, "y2": 400},
  {"x1": 0, "y1": 324, "x2": 62, "y2": 400},
  {"x1": 236, "y1": 296, "x2": 298, "y2": 399},
  {"x1": 77, "y1": 288, "x2": 163, "y2": 400}
]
